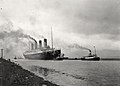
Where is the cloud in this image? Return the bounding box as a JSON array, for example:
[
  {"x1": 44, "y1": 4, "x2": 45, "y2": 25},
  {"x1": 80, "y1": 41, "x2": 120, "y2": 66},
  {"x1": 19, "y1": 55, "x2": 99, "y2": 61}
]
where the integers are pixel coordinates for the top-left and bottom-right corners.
[
  {"x1": 0, "y1": 0, "x2": 120, "y2": 58},
  {"x1": 56, "y1": 0, "x2": 120, "y2": 36},
  {"x1": 30, "y1": 0, "x2": 120, "y2": 41}
]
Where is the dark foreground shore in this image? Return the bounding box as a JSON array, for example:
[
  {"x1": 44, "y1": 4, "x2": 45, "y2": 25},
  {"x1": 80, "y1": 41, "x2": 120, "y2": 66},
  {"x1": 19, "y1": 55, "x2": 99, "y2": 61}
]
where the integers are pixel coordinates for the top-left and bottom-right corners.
[{"x1": 0, "y1": 58, "x2": 58, "y2": 86}]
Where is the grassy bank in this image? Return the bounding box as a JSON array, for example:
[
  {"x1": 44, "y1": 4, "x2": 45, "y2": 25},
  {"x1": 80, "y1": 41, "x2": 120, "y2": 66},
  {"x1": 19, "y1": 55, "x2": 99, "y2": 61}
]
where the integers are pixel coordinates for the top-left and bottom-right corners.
[{"x1": 0, "y1": 58, "x2": 58, "y2": 86}]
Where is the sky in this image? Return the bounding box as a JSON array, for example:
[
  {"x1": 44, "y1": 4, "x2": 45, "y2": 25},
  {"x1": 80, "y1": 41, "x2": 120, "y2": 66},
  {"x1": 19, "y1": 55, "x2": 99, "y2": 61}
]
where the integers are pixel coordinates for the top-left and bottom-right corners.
[{"x1": 0, "y1": 0, "x2": 120, "y2": 58}]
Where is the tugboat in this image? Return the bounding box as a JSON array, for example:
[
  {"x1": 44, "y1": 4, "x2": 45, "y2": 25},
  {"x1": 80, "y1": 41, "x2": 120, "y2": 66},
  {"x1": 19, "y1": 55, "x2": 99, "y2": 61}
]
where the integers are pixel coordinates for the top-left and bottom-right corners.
[{"x1": 81, "y1": 46, "x2": 100, "y2": 61}]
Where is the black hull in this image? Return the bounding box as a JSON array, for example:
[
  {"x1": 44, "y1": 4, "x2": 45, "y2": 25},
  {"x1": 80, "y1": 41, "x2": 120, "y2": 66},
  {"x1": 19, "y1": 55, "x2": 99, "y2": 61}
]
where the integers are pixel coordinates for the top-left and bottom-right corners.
[
  {"x1": 23, "y1": 50, "x2": 61, "y2": 60},
  {"x1": 81, "y1": 57, "x2": 100, "y2": 61}
]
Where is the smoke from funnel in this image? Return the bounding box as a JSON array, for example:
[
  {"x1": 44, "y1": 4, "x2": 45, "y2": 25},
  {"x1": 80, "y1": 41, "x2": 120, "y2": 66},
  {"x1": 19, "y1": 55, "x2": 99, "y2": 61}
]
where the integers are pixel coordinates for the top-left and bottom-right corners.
[
  {"x1": 68, "y1": 43, "x2": 91, "y2": 51},
  {"x1": 39, "y1": 35, "x2": 45, "y2": 39},
  {"x1": 0, "y1": 21, "x2": 34, "y2": 59},
  {"x1": 28, "y1": 35, "x2": 37, "y2": 49}
]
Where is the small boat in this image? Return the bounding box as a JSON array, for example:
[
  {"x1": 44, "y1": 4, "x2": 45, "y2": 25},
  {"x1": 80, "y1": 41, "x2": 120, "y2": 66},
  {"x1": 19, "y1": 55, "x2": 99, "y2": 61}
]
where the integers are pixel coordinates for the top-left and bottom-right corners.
[
  {"x1": 81, "y1": 46, "x2": 100, "y2": 61},
  {"x1": 81, "y1": 54, "x2": 100, "y2": 61}
]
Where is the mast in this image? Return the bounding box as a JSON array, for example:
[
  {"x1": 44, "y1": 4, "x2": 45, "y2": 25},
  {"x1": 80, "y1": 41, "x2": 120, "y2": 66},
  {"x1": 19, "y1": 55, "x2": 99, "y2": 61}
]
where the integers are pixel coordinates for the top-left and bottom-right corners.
[{"x1": 51, "y1": 27, "x2": 53, "y2": 49}]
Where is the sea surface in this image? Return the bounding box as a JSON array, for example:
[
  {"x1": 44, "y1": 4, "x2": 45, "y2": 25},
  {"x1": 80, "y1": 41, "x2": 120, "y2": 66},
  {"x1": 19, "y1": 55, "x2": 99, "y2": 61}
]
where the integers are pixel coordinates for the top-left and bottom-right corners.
[{"x1": 14, "y1": 59, "x2": 120, "y2": 86}]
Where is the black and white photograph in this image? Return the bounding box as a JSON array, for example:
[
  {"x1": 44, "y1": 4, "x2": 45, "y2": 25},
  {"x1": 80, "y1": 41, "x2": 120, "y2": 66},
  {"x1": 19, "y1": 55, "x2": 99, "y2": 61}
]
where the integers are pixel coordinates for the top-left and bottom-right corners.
[{"x1": 0, "y1": 0, "x2": 120, "y2": 86}]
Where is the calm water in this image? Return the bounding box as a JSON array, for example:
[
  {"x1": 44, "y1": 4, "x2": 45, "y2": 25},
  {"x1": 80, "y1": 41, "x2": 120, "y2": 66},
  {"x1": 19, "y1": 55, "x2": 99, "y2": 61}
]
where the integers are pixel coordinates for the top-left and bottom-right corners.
[{"x1": 15, "y1": 59, "x2": 120, "y2": 86}]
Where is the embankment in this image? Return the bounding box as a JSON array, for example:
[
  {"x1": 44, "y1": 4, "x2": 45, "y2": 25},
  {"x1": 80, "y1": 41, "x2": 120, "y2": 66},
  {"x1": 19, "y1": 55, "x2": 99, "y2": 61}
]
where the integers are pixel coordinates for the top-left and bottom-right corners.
[{"x1": 0, "y1": 58, "x2": 58, "y2": 86}]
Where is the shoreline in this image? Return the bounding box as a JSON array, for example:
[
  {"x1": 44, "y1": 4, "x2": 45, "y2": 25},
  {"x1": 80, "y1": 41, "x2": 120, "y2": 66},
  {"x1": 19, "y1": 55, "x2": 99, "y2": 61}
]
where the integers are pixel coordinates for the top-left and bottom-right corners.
[{"x1": 0, "y1": 58, "x2": 59, "y2": 86}]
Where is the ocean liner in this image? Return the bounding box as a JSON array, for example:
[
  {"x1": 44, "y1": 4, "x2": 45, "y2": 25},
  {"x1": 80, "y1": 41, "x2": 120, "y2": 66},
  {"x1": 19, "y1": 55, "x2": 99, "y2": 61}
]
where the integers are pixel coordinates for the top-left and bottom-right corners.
[{"x1": 23, "y1": 30, "x2": 61, "y2": 60}]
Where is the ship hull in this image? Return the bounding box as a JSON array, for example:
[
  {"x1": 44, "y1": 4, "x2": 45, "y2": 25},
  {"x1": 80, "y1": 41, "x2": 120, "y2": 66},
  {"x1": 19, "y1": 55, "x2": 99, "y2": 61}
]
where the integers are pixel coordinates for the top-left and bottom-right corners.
[
  {"x1": 81, "y1": 56, "x2": 100, "y2": 61},
  {"x1": 23, "y1": 50, "x2": 61, "y2": 60},
  {"x1": 81, "y1": 57, "x2": 100, "y2": 61}
]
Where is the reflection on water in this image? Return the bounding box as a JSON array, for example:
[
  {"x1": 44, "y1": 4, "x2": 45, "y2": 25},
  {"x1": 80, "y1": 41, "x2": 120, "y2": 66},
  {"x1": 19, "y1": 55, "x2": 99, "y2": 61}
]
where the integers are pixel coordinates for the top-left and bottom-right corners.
[
  {"x1": 30, "y1": 66, "x2": 56, "y2": 76},
  {"x1": 30, "y1": 65, "x2": 87, "y2": 80},
  {"x1": 16, "y1": 60, "x2": 120, "y2": 86},
  {"x1": 29, "y1": 65, "x2": 89, "y2": 86}
]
